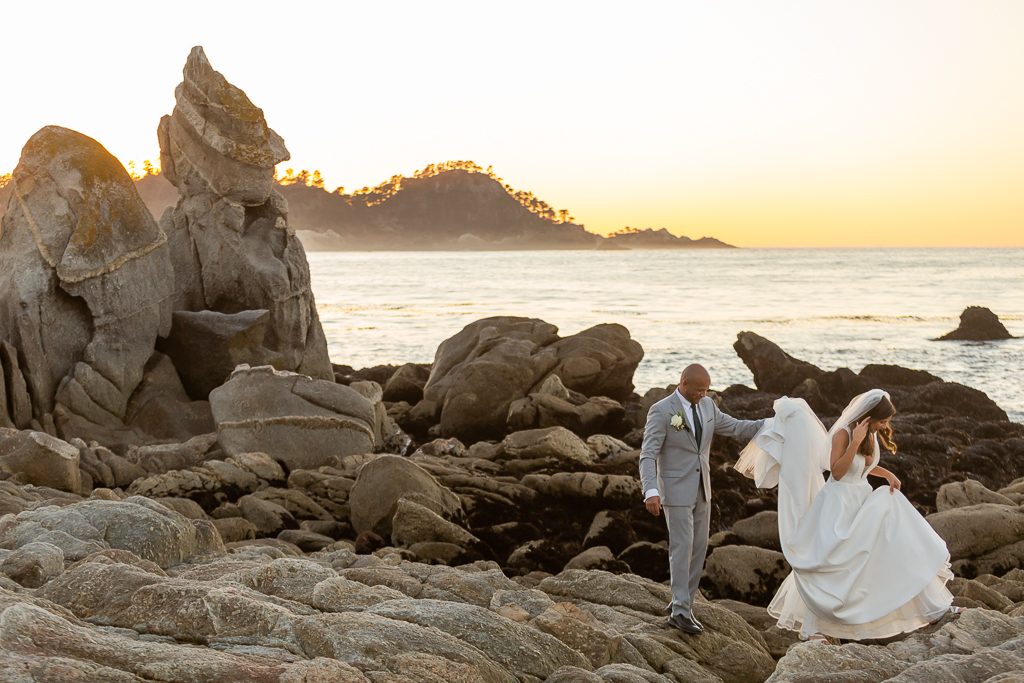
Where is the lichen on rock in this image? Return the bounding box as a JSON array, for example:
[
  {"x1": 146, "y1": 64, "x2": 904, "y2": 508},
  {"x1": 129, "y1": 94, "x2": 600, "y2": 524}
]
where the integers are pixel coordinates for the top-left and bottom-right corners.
[
  {"x1": 157, "y1": 46, "x2": 333, "y2": 382},
  {"x1": 0, "y1": 125, "x2": 174, "y2": 445}
]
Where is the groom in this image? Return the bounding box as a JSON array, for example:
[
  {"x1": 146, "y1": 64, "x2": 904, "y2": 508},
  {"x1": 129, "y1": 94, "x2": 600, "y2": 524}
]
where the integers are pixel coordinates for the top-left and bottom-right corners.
[{"x1": 640, "y1": 364, "x2": 764, "y2": 634}]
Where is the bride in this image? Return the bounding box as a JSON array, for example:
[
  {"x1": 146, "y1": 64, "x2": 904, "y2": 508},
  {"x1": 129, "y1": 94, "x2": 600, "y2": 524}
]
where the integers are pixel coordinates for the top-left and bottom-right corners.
[{"x1": 735, "y1": 389, "x2": 955, "y2": 642}]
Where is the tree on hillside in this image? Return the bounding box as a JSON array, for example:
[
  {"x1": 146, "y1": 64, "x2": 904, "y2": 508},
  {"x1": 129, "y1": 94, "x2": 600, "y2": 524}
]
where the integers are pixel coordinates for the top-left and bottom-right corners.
[{"x1": 273, "y1": 160, "x2": 583, "y2": 226}]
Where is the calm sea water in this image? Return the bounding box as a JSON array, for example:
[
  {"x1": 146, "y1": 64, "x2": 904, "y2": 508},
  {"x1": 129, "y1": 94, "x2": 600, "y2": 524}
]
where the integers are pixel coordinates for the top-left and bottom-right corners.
[{"x1": 308, "y1": 248, "x2": 1024, "y2": 422}]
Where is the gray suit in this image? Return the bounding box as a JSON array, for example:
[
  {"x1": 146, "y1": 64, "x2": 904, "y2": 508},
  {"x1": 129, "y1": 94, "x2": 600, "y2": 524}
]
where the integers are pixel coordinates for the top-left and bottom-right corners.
[{"x1": 639, "y1": 391, "x2": 763, "y2": 619}]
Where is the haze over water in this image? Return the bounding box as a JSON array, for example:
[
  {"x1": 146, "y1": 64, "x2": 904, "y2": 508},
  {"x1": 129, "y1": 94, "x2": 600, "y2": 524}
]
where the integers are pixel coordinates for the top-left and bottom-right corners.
[{"x1": 309, "y1": 248, "x2": 1024, "y2": 422}]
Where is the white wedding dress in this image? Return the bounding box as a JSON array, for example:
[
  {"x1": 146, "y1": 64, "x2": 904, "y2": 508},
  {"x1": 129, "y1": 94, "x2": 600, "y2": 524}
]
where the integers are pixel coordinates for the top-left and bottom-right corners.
[{"x1": 735, "y1": 393, "x2": 953, "y2": 640}]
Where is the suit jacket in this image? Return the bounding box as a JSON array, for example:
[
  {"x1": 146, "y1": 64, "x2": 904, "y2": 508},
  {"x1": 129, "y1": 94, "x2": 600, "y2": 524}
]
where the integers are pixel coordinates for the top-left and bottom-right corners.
[{"x1": 639, "y1": 392, "x2": 764, "y2": 506}]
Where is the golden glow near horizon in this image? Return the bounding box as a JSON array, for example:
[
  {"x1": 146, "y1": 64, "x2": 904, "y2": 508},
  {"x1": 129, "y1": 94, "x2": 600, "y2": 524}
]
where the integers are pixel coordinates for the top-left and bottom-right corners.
[{"x1": 2, "y1": 1, "x2": 1023, "y2": 247}]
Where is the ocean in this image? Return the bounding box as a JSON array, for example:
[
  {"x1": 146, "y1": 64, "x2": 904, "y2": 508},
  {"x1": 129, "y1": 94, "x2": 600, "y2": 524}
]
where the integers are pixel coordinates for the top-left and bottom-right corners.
[{"x1": 308, "y1": 248, "x2": 1024, "y2": 422}]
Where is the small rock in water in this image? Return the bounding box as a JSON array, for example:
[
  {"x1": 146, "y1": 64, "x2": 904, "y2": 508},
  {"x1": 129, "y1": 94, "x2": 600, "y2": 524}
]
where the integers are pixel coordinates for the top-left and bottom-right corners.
[{"x1": 937, "y1": 306, "x2": 1015, "y2": 341}]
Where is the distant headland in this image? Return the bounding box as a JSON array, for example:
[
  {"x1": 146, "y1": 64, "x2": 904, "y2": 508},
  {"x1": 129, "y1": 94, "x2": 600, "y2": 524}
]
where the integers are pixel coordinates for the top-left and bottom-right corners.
[{"x1": 126, "y1": 162, "x2": 735, "y2": 251}]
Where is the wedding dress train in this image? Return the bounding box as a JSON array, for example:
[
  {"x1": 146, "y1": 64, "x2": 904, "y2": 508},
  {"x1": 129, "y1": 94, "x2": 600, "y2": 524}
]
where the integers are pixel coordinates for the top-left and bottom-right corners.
[{"x1": 735, "y1": 394, "x2": 953, "y2": 640}]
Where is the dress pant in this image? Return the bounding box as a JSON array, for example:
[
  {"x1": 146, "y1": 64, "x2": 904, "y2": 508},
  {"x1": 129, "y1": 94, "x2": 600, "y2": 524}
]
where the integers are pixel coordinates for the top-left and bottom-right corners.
[{"x1": 663, "y1": 486, "x2": 710, "y2": 620}]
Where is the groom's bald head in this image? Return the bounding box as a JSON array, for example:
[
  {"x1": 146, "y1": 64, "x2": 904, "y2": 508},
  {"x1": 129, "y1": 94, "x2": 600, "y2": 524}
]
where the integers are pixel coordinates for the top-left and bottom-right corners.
[
  {"x1": 681, "y1": 364, "x2": 710, "y2": 384},
  {"x1": 679, "y1": 364, "x2": 711, "y2": 404}
]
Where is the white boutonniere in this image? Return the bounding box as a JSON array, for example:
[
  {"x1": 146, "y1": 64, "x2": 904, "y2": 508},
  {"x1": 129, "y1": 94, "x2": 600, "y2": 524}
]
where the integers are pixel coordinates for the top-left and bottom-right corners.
[{"x1": 671, "y1": 411, "x2": 690, "y2": 432}]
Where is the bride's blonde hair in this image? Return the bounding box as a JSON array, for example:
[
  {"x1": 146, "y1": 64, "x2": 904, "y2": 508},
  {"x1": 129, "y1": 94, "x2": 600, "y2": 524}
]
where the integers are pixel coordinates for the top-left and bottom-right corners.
[{"x1": 855, "y1": 396, "x2": 897, "y2": 456}]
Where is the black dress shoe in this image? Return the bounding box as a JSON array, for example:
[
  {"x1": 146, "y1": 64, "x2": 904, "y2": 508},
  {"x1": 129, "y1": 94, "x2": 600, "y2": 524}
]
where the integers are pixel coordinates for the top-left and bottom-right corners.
[
  {"x1": 668, "y1": 613, "x2": 703, "y2": 634},
  {"x1": 666, "y1": 605, "x2": 703, "y2": 628}
]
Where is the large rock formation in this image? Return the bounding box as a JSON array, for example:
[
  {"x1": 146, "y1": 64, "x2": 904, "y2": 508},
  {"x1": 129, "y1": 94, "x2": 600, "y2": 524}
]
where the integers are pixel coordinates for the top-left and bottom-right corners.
[
  {"x1": 157, "y1": 46, "x2": 332, "y2": 381},
  {"x1": 0, "y1": 126, "x2": 174, "y2": 442},
  {"x1": 422, "y1": 317, "x2": 643, "y2": 442}
]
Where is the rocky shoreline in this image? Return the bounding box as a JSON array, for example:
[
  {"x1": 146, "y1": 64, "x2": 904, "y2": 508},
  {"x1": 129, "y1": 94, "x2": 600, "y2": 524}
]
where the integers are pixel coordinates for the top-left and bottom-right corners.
[{"x1": 1, "y1": 46, "x2": 1023, "y2": 682}]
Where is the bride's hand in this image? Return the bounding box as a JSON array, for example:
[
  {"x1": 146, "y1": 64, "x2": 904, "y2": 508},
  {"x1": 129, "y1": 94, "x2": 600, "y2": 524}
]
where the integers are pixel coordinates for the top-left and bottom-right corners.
[
  {"x1": 885, "y1": 471, "x2": 902, "y2": 494},
  {"x1": 851, "y1": 418, "x2": 871, "y2": 445}
]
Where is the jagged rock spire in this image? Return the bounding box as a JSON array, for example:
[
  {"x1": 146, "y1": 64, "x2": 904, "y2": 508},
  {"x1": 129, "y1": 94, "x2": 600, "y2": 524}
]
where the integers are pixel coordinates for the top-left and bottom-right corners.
[
  {"x1": 158, "y1": 46, "x2": 289, "y2": 203},
  {"x1": 157, "y1": 47, "x2": 333, "y2": 381}
]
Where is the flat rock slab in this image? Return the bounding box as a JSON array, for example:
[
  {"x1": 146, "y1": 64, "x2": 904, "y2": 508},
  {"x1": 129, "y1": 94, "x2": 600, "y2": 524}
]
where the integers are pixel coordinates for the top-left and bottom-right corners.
[
  {"x1": 365, "y1": 598, "x2": 592, "y2": 678},
  {"x1": 210, "y1": 364, "x2": 378, "y2": 471}
]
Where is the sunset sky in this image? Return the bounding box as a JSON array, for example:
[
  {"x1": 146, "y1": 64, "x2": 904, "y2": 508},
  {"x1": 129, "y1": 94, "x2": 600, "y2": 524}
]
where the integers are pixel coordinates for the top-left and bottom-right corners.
[{"x1": 3, "y1": 1, "x2": 1023, "y2": 247}]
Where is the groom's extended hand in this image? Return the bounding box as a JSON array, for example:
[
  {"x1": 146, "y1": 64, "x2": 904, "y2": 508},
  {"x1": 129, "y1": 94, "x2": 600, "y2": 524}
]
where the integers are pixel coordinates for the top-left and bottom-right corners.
[{"x1": 646, "y1": 496, "x2": 662, "y2": 516}]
